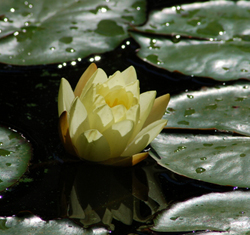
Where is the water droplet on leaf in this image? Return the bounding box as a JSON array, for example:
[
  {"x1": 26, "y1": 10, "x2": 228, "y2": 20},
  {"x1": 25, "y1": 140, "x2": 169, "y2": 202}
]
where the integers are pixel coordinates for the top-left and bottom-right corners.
[{"x1": 196, "y1": 167, "x2": 206, "y2": 173}]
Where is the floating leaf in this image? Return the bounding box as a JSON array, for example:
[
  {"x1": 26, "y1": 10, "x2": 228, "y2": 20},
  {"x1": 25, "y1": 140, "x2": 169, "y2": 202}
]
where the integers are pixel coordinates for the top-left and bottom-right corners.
[
  {"x1": 0, "y1": 0, "x2": 146, "y2": 65},
  {"x1": 133, "y1": 1, "x2": 250, "y2": 40},
  {"x1": 0, "y1": 126, "x2": 32, "y2": 191},
  {"x1": 163, "y1": 82, "x2": 250, "y2": 135},
  {"x1": 130, "y1": 32, "x2": 250, "y2": 81},
  {"x1": 150, "y1": 132, "x2": 250, "y2": 187},
  {"x1": 152, "y1": 191, "x2": 250, "y2": 233},
  {"x1": 0, "y1": 214, "x2": 108, "y2": 235}
]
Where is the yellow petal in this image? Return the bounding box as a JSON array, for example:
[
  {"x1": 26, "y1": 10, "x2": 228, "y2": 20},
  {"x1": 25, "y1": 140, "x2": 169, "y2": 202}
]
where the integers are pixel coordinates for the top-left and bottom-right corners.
[
  {"x1": 58, "y1": 111, "x2": 76, "y2": 156},
  {"x1": 58, "y1": 78, "x2": 75, "y2": 117},
  {"x1": 111, "y1": 105, "x2": 127, "y2": 123},
  {"x1": 74, "y1": 63, "x2": 97, "y2": 97},
  {"x1": 80, "y1": 68, "x2": 108, "y2": 98},
  {"x1": 102, "y1": 120, "x2": 134, "y2": 158},
  {"x1": 121, "y1": 119, "x2": 167, "y2": 157},
  {"x1": 129, "y1": 91, "x2": 156, "y2": 141},
  {"x1": 88, "y1": 104, "x2": 114, "y2": 132},
  {"x1": 75, "y1": 129, "x2": 111, "y2": 162},
  {"x1": 69, "y1": 98, "x2": 90, "y2": 145},
  {"x1": 104, "y1": 87, "x2": 134, "y2": 109},
  {"x1": 125, "y1": 80, "x2": 140, "y2": 101},
  {"x1": 126, "y1": 104, "x2": 140, "y2": 125},
  {"x1": 131, "y1": 152, "x2": 149, "y2": 166},
  {"x1": 105, "y1": 71, "x2": 125, "y2": 89},
  {"x1": 121, "y1": 66, "x2": 137, "y2": 84},
  {"x1": 143, "y1": 94, "x2": 170, "y2": 128},
  {"x1": 101, "y1": 152, "x2": 148, "y2": 167}
]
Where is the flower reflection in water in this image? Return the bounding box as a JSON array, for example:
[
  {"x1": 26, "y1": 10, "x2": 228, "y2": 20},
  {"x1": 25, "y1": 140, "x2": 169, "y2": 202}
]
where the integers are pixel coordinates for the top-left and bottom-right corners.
[{"x1": 60, "y1": 160, "x2": 167, "y2": 231}]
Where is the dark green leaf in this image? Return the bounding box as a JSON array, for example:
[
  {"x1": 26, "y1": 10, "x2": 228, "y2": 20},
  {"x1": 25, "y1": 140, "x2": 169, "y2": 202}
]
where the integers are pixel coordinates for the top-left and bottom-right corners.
[
  {"x1": 130, "y1": 32, "x2": 250, "y2": 81},
  {"x1": 0, "y1": 0, "x2": 146, "y2": 65},
  {"x1": 0, "y1": 126, "x2": 32, "y2": 191},
  {"x1": 150, "y1": 132, "x2": 250, "y2": 187},
  {"x1": 163, "y1": 82, "x2": 250, "y2": 135},
  {"x1": 133, "y1": 1, "x2": 250, "y2": 41},
  {"x1": 152, "y1": 191, "x2": 250, "y2": 233},
  {"x1": 0, "y1": 215, "x2": 108, "y2": 235}
]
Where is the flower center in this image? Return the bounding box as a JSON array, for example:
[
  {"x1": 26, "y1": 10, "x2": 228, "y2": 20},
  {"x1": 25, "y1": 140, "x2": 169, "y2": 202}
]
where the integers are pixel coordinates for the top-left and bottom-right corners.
[{"x1": 104, "y1": 88, "x2": 134, "y2": 109}]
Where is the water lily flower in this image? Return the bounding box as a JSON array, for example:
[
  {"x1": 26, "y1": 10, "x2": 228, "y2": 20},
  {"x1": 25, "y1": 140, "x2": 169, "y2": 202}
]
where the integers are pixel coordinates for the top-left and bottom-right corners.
[{"x1": 58, "y1": 63, "x2": 169, "y2": 166}]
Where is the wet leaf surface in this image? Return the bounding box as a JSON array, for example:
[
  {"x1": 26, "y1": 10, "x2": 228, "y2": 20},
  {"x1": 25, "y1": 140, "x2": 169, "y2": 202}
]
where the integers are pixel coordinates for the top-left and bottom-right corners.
[
  {"x1": 133, "y1": 1, "x2": 250, "y2": 40},
  {"x1": 163, "y1": 82, "x2": 250, "y2": 135},
  {"x1": 0, "y1": 214, "x2": 109, "y2": 235},
  {"x1": 130, "y1": 1, "x2": 250, "y2": 81},
  {"x1": 150, "y1": 132, "x2": 250, "y2": 187},
  {"x1": 152, "y1": 191, "x2": 250, "y2": 233},
  {"x1": 130, "y1": 32, "x2": 250, "y2": 81},
  {"x1": 0, "y1": 0, "x2": 146, "y2": 65},
  {"x1": 0, "y1": 126, "x2": 32, "y2": 192}
]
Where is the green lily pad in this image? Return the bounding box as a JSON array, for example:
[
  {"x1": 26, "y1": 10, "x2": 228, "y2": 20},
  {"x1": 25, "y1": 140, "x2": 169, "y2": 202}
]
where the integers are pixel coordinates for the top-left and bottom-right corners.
[
  {"x1": 0, "y1": 0, "x2": 146, "y2": 65},
  {"x1": 163, "y1": 82, "x2": 250, "y2": 135},
  {"x1": 133, "y1": 1, "x2": 250, "y2": 41},
  {"x1": 152, "y1": 191, "x2": 250, "y2": 233},
  {"x1": 0, "y1": 126, "x2": 32, "y2": 191},
  {"x1": 0, "y1": 215, "x2": 108, "y2": 234},
  {"x1": 130, "y1": 32, "x2": 250, "y2": 81},
  {"x1": 150, "y1": 132, "x2": 250, "y2": 187}
]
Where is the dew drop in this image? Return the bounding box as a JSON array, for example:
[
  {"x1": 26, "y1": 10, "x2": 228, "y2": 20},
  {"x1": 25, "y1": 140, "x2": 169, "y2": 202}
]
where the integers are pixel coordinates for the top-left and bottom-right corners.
[
  {"x1": 171, "y1": 35, "x2": 181, "y2": 43},
  {"x1": 235, "y1": 96, "x2": 247, "y2": 102},
  {"x1": 187, "y1": 94, "x2": 194, "y2": 99},
  {"x1": 243, "y1": 85, "x2": 248, "y2": 89},
  {"x1": 59, "y1": 36, "x2": 73, "y2": 44},
  {"x1": 174, "y1": 146, "x2": 186, "y2": 153},
  {"x1": 240, "y1": 153, "x2": 246, "y2": 157},
  {"x1": 170, "y1": 216, "x2": 179, "y2": 221},
  {"x1": 203, "y1": 143, "x2": 213, "y2": 147},
  {"x1": 65, "y1": 48, "x2": 75, "y2": 53},
  {"x1": 196, "y1": 167, "x2": 206, "y2": 173},
  {"x1": 177, "y1": 120, "x2": 189, "y2": 125},
  {"x1": 0, "y1": 149, "x2": 11, "y2": 156},
  {"x1": 71, "y1": 61, "x2": 76, "y2": 66},
  {"x1": 50, "y1": 47, "x2": 55, "y2": 51},
  {"x1": 200, "y1": 157, "x2": 207, "y2": 161},
  {"x1": 94, "y1": 55, "x2": 101, "y2": 61},
  {"x1": 10, "y1": 8, "x2": 15, "y2": 12}
]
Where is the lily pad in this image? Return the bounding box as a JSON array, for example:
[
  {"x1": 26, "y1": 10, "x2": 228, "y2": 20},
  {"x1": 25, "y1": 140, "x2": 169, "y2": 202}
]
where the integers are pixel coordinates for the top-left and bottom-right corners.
[
  {"x1": 152, "y1": 191, "x2": 250, "y2": 233},
  {"x1": 163, "y1": 82, "x2": 250, "y2": 135},
  {"x1": 150, "y1": 132, "x2": 250, "y2": 187},
  {"x1": 133, "y1": 1, "x2": 250, "y2": 41},
  {"x1": 130, "y1": 32, "x2": 250, "y2": 81},
  {"x1": 0, "y1": 215, "x2": 108, "y2": 235},
  {"x1": 0, "y1": 0, "x2": 146, "y2": 65},
  {"x1": 0, "y1": 126, "x2": 32, "y2": 191}
]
